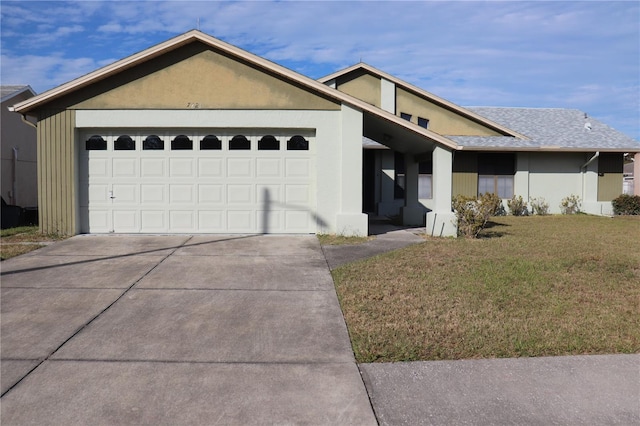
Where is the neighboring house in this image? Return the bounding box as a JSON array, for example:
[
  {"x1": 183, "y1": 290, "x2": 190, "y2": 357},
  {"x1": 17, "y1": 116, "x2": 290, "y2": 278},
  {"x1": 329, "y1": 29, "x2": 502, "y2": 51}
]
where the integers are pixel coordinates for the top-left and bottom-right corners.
[
  {"x1": 1, "y1": 86, "x2": 37, "y2": 207},
  {"x1": 9, "y1": 30, "x2": 640, "y2": 237}
]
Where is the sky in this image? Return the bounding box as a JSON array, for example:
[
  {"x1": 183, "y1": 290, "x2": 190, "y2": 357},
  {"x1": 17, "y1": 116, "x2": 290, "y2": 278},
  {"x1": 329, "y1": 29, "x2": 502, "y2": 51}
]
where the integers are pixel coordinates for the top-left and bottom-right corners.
[{"x1": 1, "y1": 1, "x2": 639, "y2": 140}]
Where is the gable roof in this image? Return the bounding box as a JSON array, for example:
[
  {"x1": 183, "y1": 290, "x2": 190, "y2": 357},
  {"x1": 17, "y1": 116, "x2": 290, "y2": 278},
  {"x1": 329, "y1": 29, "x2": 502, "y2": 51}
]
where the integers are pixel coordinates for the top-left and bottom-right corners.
[
  {"x1": 1, "y1": 85, "x2": 35, "y2": 103},
  {"x1": 319, "y1": 63, "x2": 528, "y2": 140},
  {"x1": 450, "y1": 107, "x2": 640, "y2": 152},
  {"x1": 9, "y1": 30, "x2": 459, "y2": 150}
]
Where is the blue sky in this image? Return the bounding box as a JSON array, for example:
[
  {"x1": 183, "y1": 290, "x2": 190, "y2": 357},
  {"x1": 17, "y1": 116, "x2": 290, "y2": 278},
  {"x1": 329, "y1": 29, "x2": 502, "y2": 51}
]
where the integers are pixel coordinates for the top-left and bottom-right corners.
[{"x1": 2, "y1": 1, "x2": 638, "y2": 139}]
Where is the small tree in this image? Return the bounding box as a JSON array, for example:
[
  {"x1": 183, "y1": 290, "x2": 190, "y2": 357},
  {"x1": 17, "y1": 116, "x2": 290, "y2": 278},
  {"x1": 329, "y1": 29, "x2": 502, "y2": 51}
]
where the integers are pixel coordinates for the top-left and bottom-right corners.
[
  {"x1": 612, "y1": 194, "x2": 640, "y2": 215},
  {"x1": 507, "y1": 195, "x2": 528, "y2": 216},
  {"x1": 452, "y1": 192, "x2": 502, "y2": 238},
  {"x1": 560, "y1": 195, "x2": 582, "y2": 214},
  {"x1": 530, "y1": 197, "x2": 550, "y2": 215}
]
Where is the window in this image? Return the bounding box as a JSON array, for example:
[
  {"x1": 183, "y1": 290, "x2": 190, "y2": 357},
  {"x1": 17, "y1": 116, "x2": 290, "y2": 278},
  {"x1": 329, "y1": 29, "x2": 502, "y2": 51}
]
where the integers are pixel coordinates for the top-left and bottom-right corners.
[
  {"x1": 477, "y1": 153, "x2": 515, "y2": 198},
  {"x1": 394, "y1": 152, "x2": 405, "y2": 199},
  {"x1": 143, "y1": 135, "x2": 164, "y2": 150},
  {"x1": 86, "y1": 135, "x2": 106, "y2": 150},
  {"x1": 395, "y1": 153, "x2": 433, "y2": 199},
  {"x1": 200, "y1": 135, "x2": 221, "y2": 150},
  {"x1": 417, "y1": 117, "x2": 429, "y2": 129},
  {"x1": 400, "y1": 112, "x2": 412, "y2": 121},
  {"x1": 114, "y1": 135, "x2": 135, "y2": 150},
  {"x1": 229, "y1": 135, "x2": 250, "y2": 150},
  {"x1": 258, "y1": 135, "x2": 280, "y2": 150},
  {"x1": 171, "y1": 135, "x2": 193, "y2": 150},
  {"x1": 418, "y1": 161, "x2": 432, "y2": 199},
  {"x1": 287, "y1": 135, "x2": 309, "y2": 150}
]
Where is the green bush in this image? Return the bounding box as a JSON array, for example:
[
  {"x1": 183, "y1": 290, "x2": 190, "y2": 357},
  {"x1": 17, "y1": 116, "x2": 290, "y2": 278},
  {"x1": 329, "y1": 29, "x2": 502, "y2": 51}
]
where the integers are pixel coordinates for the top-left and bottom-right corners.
[
  {"x1": 530, "y1": 197, "x2": 550, "y2": 215},
  {"x1": 612, "y1": 194, "x2": 640, "y2": 215},
  {"x1": 507, "y1": 195, "x2": 528, "y2": 216},
  {"x1": 452, "y1": 192, "x2": 502, "y2": 238},
  {"x1": 560, "y1": 195, "x2": 582, "y2": 215}
]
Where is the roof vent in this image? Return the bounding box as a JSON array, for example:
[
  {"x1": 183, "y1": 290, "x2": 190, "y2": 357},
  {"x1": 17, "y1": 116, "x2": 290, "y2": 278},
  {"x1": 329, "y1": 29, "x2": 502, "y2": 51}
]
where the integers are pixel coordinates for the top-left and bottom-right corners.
[{"x1": 584, "y1": 122, "x2": 592, "y2": 131}]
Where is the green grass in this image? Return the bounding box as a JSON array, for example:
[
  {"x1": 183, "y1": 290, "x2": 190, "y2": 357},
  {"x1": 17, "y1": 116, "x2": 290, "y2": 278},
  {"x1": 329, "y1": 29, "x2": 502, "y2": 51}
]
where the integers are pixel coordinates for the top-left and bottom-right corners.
[
  {"x1": 1, "y1": 226, "x2": 67, "y2": 260},
  {"x1": 333, "y1": 215, "x2": 640, "y2": 362}
]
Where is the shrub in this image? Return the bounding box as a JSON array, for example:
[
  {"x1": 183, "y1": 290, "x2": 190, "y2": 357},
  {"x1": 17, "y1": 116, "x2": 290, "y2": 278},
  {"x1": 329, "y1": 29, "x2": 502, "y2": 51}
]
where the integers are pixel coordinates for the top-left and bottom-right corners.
[
  {"x1": 507, "y1": 195, "x2": 528, "y2": 216},
  {"x1": 530, "y1": 197, "x2": 550, "y2": 215},
  {"x1": 452, "y1": 192, "x2": 502, "y2": 238},
  {"x1": 612, "y1": 194, "x2": 640, "y2": 215},
  {"x1": 560, "y1": 195, "x2": 582, "y2": 215}
]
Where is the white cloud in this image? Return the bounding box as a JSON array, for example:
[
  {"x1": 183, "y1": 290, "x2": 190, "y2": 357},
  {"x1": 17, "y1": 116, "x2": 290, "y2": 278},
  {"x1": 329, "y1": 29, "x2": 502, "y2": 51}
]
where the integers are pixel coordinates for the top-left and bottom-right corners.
[{"x1": 1, "y1": 0, "x2": 637, "y2": 138}]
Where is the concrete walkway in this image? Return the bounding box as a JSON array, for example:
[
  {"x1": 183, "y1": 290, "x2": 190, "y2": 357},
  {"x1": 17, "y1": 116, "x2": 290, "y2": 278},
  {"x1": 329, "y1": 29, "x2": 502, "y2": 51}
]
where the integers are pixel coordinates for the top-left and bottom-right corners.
[
  {"x1": 322, "y1": 220, "x2": 425, "y2": 270},
  {"x1": 1, "y1": 235, "x2": 376, "y2": 425}
]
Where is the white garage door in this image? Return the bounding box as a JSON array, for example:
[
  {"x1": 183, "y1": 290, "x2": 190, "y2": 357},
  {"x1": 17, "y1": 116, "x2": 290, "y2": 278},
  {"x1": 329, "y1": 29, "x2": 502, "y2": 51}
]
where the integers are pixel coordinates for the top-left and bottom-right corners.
[{"x1": 79, "y1": 130, "x2": 316, "y2": 234}]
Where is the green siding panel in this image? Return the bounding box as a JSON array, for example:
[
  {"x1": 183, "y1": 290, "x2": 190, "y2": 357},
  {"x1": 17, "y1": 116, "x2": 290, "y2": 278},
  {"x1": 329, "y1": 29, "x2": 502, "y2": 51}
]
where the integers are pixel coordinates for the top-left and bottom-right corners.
[
  {"x1": 37, "y1": 109, "x2": 76, "y2": 235},
  {"x1": 598, "y1": 153, "x2": 623, "y2": 202}
]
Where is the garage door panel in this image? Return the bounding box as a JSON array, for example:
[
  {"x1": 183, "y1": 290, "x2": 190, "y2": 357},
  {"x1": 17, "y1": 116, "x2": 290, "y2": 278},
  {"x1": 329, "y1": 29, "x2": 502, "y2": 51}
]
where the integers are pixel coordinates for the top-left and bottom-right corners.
[
  {"x1": 112, "y1": 158, "x2": 137, "y2": 178},
  {"x1": 113, "y1": 185, "x2": 137, "y2": 204},
  {"x1": 141, "y1": 159, "x2": 165, "y2": 177},
  {"x1": 170, "y1": 184, "x2": 195, "y2": 204},
  {"x1": 227, "y1": 210, "x2": 253, "y2": 232},
  {"x1": 113, "y1": 210, "x2": 138, "y2": 232},
  {"x1": 285, "y1": 211, "x2": 311, "y2": 231},
  {"x1": 227, "y1": 184, "x2": 253, "y2": 204},
  {"x1": 257, "y1": 185, "x2": 281, "y2": 204},
  {"x1": 227, "y1": 158, "x2": 253, "y2": 178},
  {"x1": 89, "y1": 210, "x2": 110, "y2": 233},
  {"x1": 88, "y1": 184, "x2": 110, "y2": 203},
  {"x1": 256, "y1": 158, "x2": 281, "y2": 177},
  {"x1": 198, "y1": 184, "x2": 224, "y2": 204},
  {"x1": 257, "y1": 210, "x2": 282, "y2": 233},
  {"x1": 169, "y1": 211, "x2": 195, "y2": 232},
  {"x1": 198, "y1": 211, "x2": 225, "y2": 232},
  {"x1": 141, "y1": 211, "x2": 166, "y2": 232},
  {"x1": 285, "y1": 158, "x2": 310, "y2": 178},
  {"x1": 285, "y1": 184, "x2": 309, "y2": 205},
  {"x1": 198, "y1": 158, "x2": 223, "y2": 177},
  {"x1": 89, "y1": 158, "x2": 109, "y2": 178},
  {"x1": 169, "y1": 158, "x2": 194, "y2": 177},
  {"x1": 141, "y1": 185, "x2": 166, "y2": 203}
]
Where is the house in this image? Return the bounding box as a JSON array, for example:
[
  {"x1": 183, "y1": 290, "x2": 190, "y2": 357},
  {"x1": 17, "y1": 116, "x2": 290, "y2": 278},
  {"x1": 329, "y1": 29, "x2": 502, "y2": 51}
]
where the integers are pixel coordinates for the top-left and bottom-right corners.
[
  {"x1": 1, "y1": 86, "x2": 37, "y2": 208},
  {"x1": 9, "y1": 30, "x2": 640, "y2": 237}
]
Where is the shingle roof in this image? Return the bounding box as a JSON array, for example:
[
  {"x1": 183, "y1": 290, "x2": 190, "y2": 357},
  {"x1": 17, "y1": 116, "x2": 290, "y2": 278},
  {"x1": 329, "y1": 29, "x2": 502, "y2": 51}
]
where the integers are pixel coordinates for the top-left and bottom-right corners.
[
  {"x1": 449, "y1": 107, "x2": 640, "y2": 151},
  {"x1": 1, "y1": 85, "x2": 34, "y2": 102}
]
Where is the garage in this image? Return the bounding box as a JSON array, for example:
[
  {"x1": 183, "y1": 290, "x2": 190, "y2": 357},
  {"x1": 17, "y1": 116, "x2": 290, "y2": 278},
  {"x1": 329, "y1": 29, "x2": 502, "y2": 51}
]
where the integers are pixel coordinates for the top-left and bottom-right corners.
[{"x1": 79, "y1": 130, "x2": 316, "y2": 234}]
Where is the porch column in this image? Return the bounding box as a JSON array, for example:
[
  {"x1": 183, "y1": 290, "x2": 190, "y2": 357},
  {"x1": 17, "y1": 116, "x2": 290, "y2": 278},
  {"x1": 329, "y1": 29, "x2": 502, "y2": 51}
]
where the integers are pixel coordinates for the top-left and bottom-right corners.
[
  {"x1": 401, "y1": 155, "x2": 423, "y2": 225},
  {"x1": 335, "y1": 104, "x2": 368, "y2": 236},
  {"x1": 426, "y1": 146, "x2": 457, "y2": 237}
]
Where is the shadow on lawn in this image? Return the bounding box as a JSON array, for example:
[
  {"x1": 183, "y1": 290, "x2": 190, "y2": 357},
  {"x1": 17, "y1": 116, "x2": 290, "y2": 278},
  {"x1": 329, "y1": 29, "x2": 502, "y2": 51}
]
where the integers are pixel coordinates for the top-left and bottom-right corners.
[{"x1": 477, "y1": 220, "x2": 511, "y2": 239}]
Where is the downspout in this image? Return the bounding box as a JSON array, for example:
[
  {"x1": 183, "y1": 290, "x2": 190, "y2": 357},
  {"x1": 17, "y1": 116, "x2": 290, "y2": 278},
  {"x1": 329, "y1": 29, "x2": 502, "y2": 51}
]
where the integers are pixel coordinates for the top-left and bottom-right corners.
[
  {"x1": 20, "y1": 114, "x2": 37, "y2": 129},
  {"x1": 581, "y1": 151, "x2": 599, "y2": 202}
]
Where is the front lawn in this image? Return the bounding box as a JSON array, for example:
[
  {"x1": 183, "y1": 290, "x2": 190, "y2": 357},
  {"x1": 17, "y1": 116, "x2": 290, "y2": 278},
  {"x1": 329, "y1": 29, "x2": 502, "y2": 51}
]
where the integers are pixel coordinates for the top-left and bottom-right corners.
[
  {"x1": 333, "y1": 215, "x2": 640, "y2": 362},
  {"x1": 0, "y1": 226, "x2": 67, "y2": 260}
]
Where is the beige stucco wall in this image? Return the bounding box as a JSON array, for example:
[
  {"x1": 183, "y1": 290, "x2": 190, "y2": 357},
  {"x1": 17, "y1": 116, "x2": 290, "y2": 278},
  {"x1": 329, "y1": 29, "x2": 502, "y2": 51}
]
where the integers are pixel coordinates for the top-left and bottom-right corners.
[
  {"x1": 336, "y1": 73, "x2": 381, "y2": 108},
  {"x1": 56, "y1": 42, "x2": 341, "y2": 111},
  {"x1": 396, "y1": 88, "x2": 501, "y2": 136},
  {"x1": 1, "y1": 93, "x2": 37, "y2": 206}
]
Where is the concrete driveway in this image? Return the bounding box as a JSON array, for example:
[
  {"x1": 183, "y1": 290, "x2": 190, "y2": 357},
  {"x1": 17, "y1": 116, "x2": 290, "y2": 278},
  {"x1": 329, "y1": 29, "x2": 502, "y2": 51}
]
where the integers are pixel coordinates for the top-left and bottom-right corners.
[{"x1": 1, "y1": 235, "x2": 377, "y2": 425}]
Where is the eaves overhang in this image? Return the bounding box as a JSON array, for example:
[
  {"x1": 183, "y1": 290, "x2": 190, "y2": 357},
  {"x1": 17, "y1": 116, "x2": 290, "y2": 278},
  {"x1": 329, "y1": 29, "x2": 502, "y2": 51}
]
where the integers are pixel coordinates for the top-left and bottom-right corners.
[
  {"x1": 9, "y1": 30, "x2": 460, "y2": 152},
  {"x1": 320, "y1": 63, "x2": 530, "y2": 141}
]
